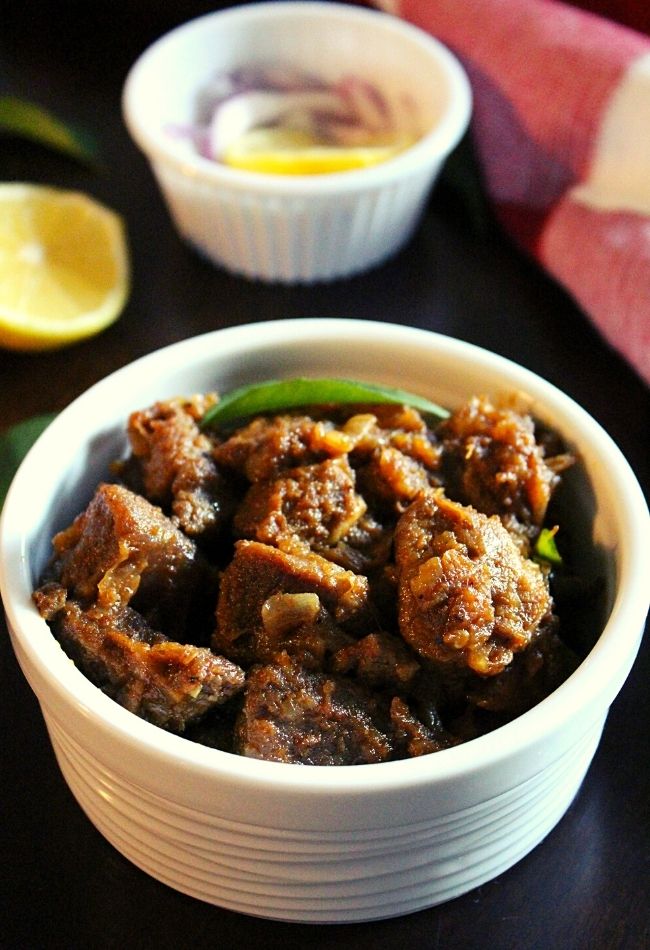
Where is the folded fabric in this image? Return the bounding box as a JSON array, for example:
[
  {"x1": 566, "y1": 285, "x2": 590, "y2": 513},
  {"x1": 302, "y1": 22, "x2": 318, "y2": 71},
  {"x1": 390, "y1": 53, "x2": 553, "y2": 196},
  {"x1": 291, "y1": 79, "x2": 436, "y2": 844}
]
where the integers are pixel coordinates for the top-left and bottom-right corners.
[{"x1": 375, "y1": 0, "x2": 650, "y2": 385}]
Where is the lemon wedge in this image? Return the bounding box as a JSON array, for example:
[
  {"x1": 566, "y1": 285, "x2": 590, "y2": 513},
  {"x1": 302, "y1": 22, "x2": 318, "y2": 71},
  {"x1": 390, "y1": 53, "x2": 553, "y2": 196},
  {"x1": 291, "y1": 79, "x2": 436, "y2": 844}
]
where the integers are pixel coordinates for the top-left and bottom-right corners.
[
  {"x1": 222, "y1": 127, "x2": 407, "y2": 175},
  {"x1": 0, "y1": 183, "x2": 129, "y2": 351}
]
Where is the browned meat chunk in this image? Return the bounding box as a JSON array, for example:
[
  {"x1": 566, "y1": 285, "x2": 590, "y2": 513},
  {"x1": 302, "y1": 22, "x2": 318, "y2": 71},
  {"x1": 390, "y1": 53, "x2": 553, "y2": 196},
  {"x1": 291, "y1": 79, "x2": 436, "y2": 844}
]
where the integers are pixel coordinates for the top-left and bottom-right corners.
[
  {"x1": 465, "y1": 623, "x2": 579, "y2": 716},
  {"x1": 55, "y1": 601, "x2": 245, "y2": 731},
  {"x1": 213, "y1": 540, "x2": 369, "y2": 664},
  {"x1": 212, "y1": 406, "x2": 438, "y2": 486},
  {"x1": 394, "y1": 491, "x2": 552, "y2": 675},
  {"x1": 338, "y1": 408, "x2": 440, "y2": 514},
  {"x1": 348, "y1": 403, "x2": 428, "y2": 436},
  {"x1": 331, "y1": 631, "x2": 420, "y2": 690},
  {"x1": 234, "y1": 652, "x2": 393, "y2": 765},
  {"x1": 438, "y1": 396, "x2": 565, "y2": 530},
  {"x1": 342, "y1": 403, "x2": 437, "y2": 457},
  {"x1": 346, "y1": 407, "x2": 440, "y2": 473},
  {"x1": 233, "y1": 457, "x2": 367, "y2": 554},
  {"x1": 357, "y1": 446, "x2": 435, "y2": 514},
  {"x1": 322, "y1": 512, "x2": 394, "y2": 575},
  {"x1": 258, "y1": 592, "x2": 353, "y2": 668},
  {"x1": 50, "y1": 483, "x2": 210, "y2": 640},
  {"x1": 32, "y1": 581, "x2": 68, "y2": 621},
  {"x1": 213, "y1": 414, "x2": 350, "y2": 482},
  {"x1": 121, "y1": 394, "x2": 233, "y2": 542},
  {"x1": 389, "y1": 697, "x2": 456, "y2": 757}
]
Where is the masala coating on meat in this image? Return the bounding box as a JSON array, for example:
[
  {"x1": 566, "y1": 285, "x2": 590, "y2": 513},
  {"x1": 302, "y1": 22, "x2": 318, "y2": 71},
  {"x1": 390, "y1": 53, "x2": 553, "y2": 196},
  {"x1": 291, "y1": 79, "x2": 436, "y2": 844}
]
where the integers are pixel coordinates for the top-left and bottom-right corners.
[
  {"x1": 464, "y1": 623, "x2": 579, "y2": 716},
  {"x1": 220, "y1": 406, "x2": 442, "y2": 577},
  {"x1": 213, "y1": 539, "x2": 369, "y2": 664},
  {"x1": 234, "y1": 652, "x2": 393, "y2": 765},
  {"x1": 438, "y1": 395, "x2": 568, "y2": 540},
  {"x1": 331, "y1": 631, "x2": 421, "y2": 691},
  {"x1": 394, "y1": 490, "x2": 552, "y2": 675},
  {"x1": 213, "y1": 405, "x2": 441, "y2": 499},
  {"x1": 120, "y1": 394, "x2": 234, "y2": 543},
  {"x1": 54, "y1": 600, "x2": 244, "y2": 731},
  {"x1": 232, "y1": 442, "x2": 397, "y2": 576},
  {"x1": 48, "y1": 483, "x2": 212, "y2": 641},
  {"x1": 212, "y1": 414, "x2": 351, "y2": 482},
  {"x1": 389, "y1": 696, "x2": 456, "y2": 758},
  {"x1": 258, "y1": 592, "x2": 354, "y2": 669},
  {"x1": 233, "y1": 457, "x2": 367, "y2": 554},
  {"x1": 355, "y1": 445, "x2": 435, "y2": 514}
]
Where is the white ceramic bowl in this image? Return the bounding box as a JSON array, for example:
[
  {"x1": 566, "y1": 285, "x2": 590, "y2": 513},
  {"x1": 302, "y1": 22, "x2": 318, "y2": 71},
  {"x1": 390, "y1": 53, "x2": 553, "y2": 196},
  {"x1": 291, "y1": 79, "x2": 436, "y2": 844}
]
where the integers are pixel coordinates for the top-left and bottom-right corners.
[
  {"x1": 1, "y1": 319, "x2": 648, "y2": 923},
  {"x1": 122, "y1": 2, "x2": 472, "y2": 283}
]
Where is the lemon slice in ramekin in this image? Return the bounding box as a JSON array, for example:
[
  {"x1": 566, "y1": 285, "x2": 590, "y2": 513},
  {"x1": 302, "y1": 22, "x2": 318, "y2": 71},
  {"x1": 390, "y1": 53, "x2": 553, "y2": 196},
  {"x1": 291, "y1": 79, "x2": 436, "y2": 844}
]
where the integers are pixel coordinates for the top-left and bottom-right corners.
[{"x1": 223, "y1": 127, "x2": 409, "y2": 175}]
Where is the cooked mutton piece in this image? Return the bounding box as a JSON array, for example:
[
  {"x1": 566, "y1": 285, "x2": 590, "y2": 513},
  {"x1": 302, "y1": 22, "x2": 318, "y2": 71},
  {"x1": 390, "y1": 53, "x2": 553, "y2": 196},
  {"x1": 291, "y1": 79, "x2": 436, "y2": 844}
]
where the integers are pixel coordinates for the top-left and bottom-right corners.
[
  {"x1": 212, "y1": 414, "x2": 351, "y2": 483},
  {"x1": 213, "y1": 540, "x2": 369, "y2": 664},
  {"x1": 331, "y1": 631, "x2": 420, "y2": 691},
  {"x1": 321, "y1": 512, "x2": 394, "y2": 576},
  {"x1": 234, "y1": 652, "x2": 393, "y2": 765},
  {"x1": 233, "y1": 457, "x2": 367, "y2": 554},
  {"x1": 394, "y1": 491, "x2": 553, "y2": 676},
  {"x1": 438, "y1": 395, "x2": 571, "y2": 534},
  {"x1": 54, "y1": 601, "x2": 244, "y2": 731},
  {"x1": 338, "y1": 403, "x2": 440, "y2": 462},
  {"x1": 32, "y1": 580, "x2": 68, "y2": 622},
  {"x1": 49, "y1": 483, "x2": 211, "y2": 641},
  {"x1": 231, "y1": 441, "x2": 395, "y2": 575},
  {"x1": 389, "y1": 696, "x2": 456, "y2": 758},
  {"x1": 464, "y1": 623, "x2": 579, "y2": 717},
  {"x1": 355, "y1": 445, "x2": 436, "y2": 515},
  {"x1": 258, "y1": 592, "x2": 354, "y2": 669},
  {"x1": 121, "y1": 394, "x2": 233, "y2": 542},
  {"x1": 341, "y1": 405, "x2": 441, "y2": 514}
]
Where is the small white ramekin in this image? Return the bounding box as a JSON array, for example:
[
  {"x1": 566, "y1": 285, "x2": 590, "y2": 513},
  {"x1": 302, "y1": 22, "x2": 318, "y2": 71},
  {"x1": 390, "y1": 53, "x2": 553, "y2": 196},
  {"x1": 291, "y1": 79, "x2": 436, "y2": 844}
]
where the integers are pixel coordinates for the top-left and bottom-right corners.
[
  {"x1": 2, "y1": 320, "x2": 649, "y2": 922},
  {"x1": 122, "y1": 2, "x2": 472, "y2": 283}
]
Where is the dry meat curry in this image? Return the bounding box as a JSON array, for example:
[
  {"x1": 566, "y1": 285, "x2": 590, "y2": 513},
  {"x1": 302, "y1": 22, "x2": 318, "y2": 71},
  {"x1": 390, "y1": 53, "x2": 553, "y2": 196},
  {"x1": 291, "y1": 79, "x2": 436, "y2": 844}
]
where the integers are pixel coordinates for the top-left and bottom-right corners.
[{"x1": 33, "y1": 381, "x2": 581, "y2": 765}]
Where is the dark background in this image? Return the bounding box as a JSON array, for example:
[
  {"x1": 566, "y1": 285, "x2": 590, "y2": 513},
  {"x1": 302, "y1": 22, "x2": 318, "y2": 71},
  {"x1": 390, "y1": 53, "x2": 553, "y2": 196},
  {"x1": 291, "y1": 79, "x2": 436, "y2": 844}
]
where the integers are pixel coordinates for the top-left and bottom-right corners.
[{"x1": 1, "y1": 2, "x2": 649, "y2": 948}]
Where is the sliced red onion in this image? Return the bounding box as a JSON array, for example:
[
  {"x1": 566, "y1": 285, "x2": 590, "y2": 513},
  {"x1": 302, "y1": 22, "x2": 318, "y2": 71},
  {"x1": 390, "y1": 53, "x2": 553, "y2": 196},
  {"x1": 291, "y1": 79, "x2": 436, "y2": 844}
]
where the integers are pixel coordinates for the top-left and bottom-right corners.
[
  {"x1": 208, "y1": 89, "x2": 350, "y2": 159},
  {"x1": 169, "y1": 66, "x2": 422, "y2": 164}
]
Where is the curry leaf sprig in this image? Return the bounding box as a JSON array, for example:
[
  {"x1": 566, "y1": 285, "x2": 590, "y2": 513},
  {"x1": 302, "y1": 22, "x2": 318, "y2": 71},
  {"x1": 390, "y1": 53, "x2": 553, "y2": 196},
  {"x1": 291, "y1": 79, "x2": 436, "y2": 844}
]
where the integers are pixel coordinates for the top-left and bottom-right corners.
[
  {"x1": 0, "y1": 412, "x2": 57, "y2": 510},
  {"x1": 0, "y1": 96, "x2": 97, "y2": 165},
  {"x1": 534, "y1": 526, "x2": 563, "y2": 567},
  {"x1": 200, "y1": 377, "x2": 450, "y2": 429}
]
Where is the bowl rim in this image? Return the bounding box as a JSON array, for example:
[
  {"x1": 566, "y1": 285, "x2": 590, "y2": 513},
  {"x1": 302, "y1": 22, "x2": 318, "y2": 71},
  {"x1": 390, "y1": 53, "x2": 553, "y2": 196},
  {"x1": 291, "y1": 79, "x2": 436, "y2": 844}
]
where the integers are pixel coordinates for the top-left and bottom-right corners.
[
  {"x1": 1, "y1": 319, "x2": 648, "y2": 794},
  {"x1": 121, "y1": 1, "x2": 473, "y2": 195}
]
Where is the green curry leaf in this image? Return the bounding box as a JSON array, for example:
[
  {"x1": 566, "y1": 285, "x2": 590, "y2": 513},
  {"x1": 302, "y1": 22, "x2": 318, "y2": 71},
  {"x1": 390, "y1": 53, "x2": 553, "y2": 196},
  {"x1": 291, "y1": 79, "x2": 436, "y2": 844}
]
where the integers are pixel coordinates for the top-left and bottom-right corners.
[
  {"x1": 0, "y1": 412, "x2": 57, "y2": 511},
  {"x1": 534, "y1": 526, "x2": 563, "y2": 567},
  {"x1": 0, "y1": 97, "x2": 97, "y2": 165},
  {"x1": 201, "y1": 377, "x2": 450, "y2": 429}
]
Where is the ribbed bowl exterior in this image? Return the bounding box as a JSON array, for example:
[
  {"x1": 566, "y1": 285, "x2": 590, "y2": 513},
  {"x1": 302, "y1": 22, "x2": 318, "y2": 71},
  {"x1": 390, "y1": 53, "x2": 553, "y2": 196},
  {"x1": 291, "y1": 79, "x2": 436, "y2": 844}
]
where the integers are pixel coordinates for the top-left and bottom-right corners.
[
  {"x1": 41, "y1": 700, "x2": 603, "y2": 923},
  {"x1": 153, "y1": 162, "x2": 437, "y2": 283}
]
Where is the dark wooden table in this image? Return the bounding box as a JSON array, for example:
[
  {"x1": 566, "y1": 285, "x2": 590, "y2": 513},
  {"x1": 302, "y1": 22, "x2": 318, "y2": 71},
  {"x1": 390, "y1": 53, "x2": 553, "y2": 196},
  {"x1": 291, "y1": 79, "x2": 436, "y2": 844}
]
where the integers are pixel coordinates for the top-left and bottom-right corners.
[{"x1": 2, "y1": 3, "x2": 649, "y2": 948}]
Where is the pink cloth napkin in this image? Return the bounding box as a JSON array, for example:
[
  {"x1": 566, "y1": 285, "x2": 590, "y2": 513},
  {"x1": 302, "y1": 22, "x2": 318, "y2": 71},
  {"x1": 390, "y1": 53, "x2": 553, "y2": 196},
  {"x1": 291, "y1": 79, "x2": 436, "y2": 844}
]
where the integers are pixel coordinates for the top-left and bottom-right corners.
[{"x1": 376, "y1": 0, "x2": 650, "y2": 385}]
